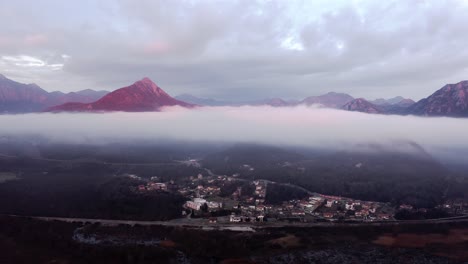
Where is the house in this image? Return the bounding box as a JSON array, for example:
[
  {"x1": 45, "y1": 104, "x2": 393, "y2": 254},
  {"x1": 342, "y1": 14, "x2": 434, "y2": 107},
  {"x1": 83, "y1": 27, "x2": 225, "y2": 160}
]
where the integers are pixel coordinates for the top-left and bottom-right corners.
[
  {"x1": 325, "y1": 200, "x2": 335, "y2": 208},
  {"x1": 230, "y1": 214, "x2": 242, "y2": 222},
  {"x1": 310, "y1": 197, "x2": 323, "y2": 202},
  {"x1": 207, "y1": 201, "x2": 223, "y2": 209},
  {"x1": 185, "y1": 198, "x2": 207, "y2": 211},
  {"x1": 291, "y1": 210, "x2": 306, "y2": 216},
  {"x1": 377, "y1": 213, "x2": 391, "y2": 220},
  {"x1": 355, "y1": 210, "x2": 368, "y2": 217},
  {"x1": 323, "y1": 212, "x2": 334, "y2": 218},
  {"x1": 127, "y1": 174, "x2": 141, "y2": 180},
  {"x1": 149, "y1": 182, "x2": 167, "y2": 190},
  {"x1": 255, "y1": 199, "x2": 265, "y2": 205},
  {"x1": 399, "y1": 204, "x2": 413, "y2": 210}
]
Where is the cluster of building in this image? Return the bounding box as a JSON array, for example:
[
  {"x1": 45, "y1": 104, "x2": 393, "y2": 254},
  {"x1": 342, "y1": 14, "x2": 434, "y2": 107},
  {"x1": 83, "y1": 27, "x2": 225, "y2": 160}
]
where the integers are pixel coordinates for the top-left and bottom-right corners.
[
  {"x1": 314, "y1": 195, "x2": 393, "y2": 221},
  {"x1": 253, "y1": 180, "x2": 266, "y2": 203},
  {"x1": 228, "y1": 193, "x2": 394, "y2": 222},
  {"x1": 178, "y1": 174, "x2": 233, "y2": 198},
  {"x1": 229, "y1": 213, "x2": 264, "y2": 223},
  {"x1": 441, "y1": 200, "x2": 468, "y2": 215},
  {"x1": 185, "y1": 198, "x2": 223, "y2": 211},
  {"x1": 126, "y1": 174, "x2": 178, "y2": 193},
  {"x1": 126, "y1": 171, "x2": 396, "y2": 223}
]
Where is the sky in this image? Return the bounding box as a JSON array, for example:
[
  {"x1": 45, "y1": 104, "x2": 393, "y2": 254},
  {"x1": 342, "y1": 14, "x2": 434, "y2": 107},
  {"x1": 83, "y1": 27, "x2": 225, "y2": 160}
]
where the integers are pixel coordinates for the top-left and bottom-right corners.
[{"x1": 1, "y1": 0, "x2": 468, "y2": 101}]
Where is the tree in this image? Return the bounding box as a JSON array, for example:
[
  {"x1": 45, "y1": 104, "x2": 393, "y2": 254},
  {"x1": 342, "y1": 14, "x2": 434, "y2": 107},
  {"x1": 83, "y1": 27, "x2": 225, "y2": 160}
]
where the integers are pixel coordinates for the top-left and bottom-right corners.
[{"x1": 200, "y1": 203, "x2": 208, "y2": 213}]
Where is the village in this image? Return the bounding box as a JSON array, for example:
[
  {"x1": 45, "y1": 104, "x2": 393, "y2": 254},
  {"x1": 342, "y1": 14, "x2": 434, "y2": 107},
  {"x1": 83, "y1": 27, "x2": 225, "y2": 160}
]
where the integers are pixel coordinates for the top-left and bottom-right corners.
[{"x1": 129, "y1": 170, "x2": 400, "y2": 224}]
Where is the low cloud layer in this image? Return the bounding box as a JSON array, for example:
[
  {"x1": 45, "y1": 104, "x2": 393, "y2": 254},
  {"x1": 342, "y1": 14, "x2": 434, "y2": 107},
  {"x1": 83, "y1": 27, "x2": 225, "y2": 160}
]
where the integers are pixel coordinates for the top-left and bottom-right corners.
[{"x1": 1, "y1": 107, "x2": 468, "y2": 158}]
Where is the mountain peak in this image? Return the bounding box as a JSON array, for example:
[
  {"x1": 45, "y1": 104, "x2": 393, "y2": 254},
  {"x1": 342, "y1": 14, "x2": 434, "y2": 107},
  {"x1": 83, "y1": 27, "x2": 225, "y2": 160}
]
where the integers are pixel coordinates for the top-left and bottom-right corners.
[
  {"x1": 129, "y1": 77, "x2": 168, "y2": 97},
  {"x1": 407, "y1": 80, "x2": 468, "y2": 116},
  {"x1": 138, "y1": 77, "x2": 154, "y2": 84},
  {"x1": 326, "y1": 91, "x2": 347, "y2": 96},
  {"x1": 47, "y1": 78, "x2": 194, "y2": 112},
  {"x1": 445, "y1": 80, "x2": 468, "y2": 87},
  {"x1": 371, "y1": 96, "x2": 411, "y2": 106},
  {"x1": 342, "y1": 98, "x2": 382, "y2": 114},
  {"x1": 140, "y1": 77, "x2": 153, "y2": 83},
  {"x1": 262, "y1": 98, "x2": 289, "y2": 107},
  {"x1": 302, "y1": 92, "x2": 354, "y2": 108}
]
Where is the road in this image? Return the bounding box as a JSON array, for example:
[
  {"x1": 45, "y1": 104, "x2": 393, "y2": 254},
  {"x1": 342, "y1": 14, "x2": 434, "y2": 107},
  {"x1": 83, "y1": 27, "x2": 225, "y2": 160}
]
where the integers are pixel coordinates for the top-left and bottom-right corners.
[{"x1": 4, "y1": 214, "x2": 468, "y2": 232}]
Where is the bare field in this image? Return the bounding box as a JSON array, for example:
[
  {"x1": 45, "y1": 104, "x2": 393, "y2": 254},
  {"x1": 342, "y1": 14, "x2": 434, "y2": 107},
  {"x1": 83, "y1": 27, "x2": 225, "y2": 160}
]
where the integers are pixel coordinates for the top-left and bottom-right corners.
[
  {"x1": 0, "y1": 172, "x2": 18, "y2": 183},
  {"x1": 373, "y1": 228, "x2": 468, "y2": 261}
]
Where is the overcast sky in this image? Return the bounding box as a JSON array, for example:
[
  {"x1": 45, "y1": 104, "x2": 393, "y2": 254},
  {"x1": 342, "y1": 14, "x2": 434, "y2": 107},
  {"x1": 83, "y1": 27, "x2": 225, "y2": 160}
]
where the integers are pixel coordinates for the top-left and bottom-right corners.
[{"x1": 1, "y1": 0, "x2": 468, "y2": 101}]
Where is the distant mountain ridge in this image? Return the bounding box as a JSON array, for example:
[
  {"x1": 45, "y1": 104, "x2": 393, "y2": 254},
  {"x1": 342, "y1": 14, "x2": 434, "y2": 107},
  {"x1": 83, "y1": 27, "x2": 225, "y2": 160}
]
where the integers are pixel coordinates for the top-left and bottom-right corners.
[
  {"x1": 175, "y1": 94, "x2": 294, "y2": 107},
  {"x1": 47, "y1": 78, "x2": 194, "y2": 112},
  {"x1": 0, "y1": 74, "x2": 108, "y2": 113},
  {"x1": 175, "y1": 94, "x2": 230, "y2": 106},
  {"x1": 342, "y1": 98, "x2": 383, "y2": 114},
  {"x1": 176, "y1": 92, "x2": 353, "y2": 108},
  {"x1": 371, "y1": 96, "x2": 409, "y2": 106},
  {"x1": 301, "y1": 92, "x2": 354, "y2": 108},
  {"x1": 3, "y1": 73, "x2": 468, "y2": 117},
  {"x1": 407, "y1": 80, "x2": 468, "y2": 117}
]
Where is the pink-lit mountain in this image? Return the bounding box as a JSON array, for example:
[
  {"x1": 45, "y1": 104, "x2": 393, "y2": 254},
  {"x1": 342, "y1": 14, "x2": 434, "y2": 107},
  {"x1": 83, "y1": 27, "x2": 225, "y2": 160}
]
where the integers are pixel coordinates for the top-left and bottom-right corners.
[
  {"x1": 341, "y1": 98, "x2": 383, "y2": 114},
  {"x1": 47, "y1": 78, "x2": 194, "y2": 112},
  {"x1": 0, "y1": 74, "x2": 107, "y2": 113},
  {"x1": 407, "y1": 80, "x2": 468, "y2": 116}
]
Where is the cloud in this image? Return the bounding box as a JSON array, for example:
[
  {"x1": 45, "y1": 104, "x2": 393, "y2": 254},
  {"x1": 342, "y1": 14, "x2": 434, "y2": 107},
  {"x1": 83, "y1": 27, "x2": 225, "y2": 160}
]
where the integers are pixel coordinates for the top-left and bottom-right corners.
[
  {"x1": 0, "y1": 106, "x2": 467, "y2": 164},
  {"x1": 1, "y1": 0, "x2": 468, "y2": 100},
  {"x1": 1, "y1": 55, "x2": 62, "y2": 69}
]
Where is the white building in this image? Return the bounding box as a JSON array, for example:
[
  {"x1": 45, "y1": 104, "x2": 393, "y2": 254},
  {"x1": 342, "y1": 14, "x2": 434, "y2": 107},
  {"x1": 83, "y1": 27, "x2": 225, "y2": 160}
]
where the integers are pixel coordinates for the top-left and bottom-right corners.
[
  {"x1": 230, "y1": 214, "x2": 242, "y2": 222},
  {"x1": 207, "y1": 201, "x2": 223, "y2": 209},
  {"x1": 325, "y1": 200, "x2": 335, "y2": 208},
  {"x1": 185, "y1": 198, "x2": 207, "y2": 210}
]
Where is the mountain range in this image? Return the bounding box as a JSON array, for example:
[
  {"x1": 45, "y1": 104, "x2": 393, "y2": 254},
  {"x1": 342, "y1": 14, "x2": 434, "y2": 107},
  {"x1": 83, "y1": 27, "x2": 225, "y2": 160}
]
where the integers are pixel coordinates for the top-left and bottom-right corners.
[
  {"x1": 175, "y1": 91, "x2": 404, "y2": 110},
  {"x1": 174, "y1": 94, "x2": 295, "y2": 107},
  {"x1": 1, "y1": 73, "x2": 468, "y2": 117},
  {"x1": 0, "y1": 74, "x2": 107, "y2": 113}
]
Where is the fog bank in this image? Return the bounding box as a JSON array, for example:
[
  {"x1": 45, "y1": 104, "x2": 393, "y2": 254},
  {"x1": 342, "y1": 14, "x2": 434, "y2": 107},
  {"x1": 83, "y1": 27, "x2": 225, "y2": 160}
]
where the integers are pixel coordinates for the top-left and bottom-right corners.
[{"x1": 1, "y1": 106, "x2": 468, "y2": 152}]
